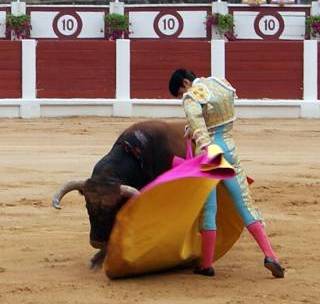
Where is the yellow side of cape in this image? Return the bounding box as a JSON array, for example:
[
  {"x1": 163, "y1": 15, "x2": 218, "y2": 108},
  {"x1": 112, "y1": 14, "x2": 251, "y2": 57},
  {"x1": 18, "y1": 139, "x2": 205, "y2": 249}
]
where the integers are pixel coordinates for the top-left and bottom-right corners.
[{"x1": 104, "y1": 177, "x2": 243, "y2": 279}]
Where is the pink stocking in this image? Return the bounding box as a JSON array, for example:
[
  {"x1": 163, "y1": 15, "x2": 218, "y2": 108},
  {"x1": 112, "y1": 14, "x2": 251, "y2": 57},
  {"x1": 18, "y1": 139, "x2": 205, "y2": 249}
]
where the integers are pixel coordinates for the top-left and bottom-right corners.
[
  {"x1": 200, "y1": 230, "x2": 216, "y2": 269},
  {"x1": 247, "y1": 221, "x2": 278, "y2": 261}
]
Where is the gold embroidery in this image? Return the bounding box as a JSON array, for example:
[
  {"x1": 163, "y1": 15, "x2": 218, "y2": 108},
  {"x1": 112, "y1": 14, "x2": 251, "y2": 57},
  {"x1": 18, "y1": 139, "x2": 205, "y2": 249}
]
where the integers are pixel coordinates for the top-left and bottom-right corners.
[{"x1": 183, "y1": 77, "x2": 236, "y2": 151}]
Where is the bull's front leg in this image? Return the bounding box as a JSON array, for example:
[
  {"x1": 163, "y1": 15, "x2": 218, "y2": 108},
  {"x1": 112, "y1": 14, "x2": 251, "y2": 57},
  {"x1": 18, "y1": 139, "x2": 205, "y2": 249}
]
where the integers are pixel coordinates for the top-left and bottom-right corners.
[{"x1": 90, "y1": 248, "x2": 107, "y2": 270}]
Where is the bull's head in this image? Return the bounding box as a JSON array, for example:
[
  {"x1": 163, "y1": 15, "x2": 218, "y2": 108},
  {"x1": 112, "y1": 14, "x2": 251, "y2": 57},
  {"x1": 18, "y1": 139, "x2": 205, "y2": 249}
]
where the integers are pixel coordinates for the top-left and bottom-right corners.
[{"x1": 52, "y1": 178, "x2": 139, "y2": 250}]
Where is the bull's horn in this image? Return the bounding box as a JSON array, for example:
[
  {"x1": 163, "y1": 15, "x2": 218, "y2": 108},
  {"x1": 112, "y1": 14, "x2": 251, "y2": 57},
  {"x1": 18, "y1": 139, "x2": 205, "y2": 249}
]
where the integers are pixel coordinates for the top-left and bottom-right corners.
[
  {"x1": 52, "y1": 180, "x2": 85, "y2": 209},
  {"x1": 120, "y1": 185, "x2": 140, "y2": 198}
]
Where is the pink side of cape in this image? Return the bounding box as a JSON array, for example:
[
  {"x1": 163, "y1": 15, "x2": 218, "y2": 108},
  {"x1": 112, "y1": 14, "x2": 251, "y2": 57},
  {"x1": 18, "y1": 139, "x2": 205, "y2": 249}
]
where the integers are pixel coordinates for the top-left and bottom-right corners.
[{"x1": 142, "y1": 152, "x2": 234, "y2": 193}]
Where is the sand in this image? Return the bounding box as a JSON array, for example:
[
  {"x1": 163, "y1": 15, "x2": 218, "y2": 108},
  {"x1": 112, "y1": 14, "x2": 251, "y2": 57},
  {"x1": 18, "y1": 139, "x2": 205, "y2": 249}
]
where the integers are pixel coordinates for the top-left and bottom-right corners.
[{"x1": 0, "y1": 117, "x2": 319, "y2": 304}]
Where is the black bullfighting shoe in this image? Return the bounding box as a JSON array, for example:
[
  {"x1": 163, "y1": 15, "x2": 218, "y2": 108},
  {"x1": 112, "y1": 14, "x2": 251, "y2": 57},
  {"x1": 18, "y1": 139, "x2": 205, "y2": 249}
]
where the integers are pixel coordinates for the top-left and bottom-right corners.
[
  {"x1": 193, "y1": 266, "x2": 215, "y2": 277},
  {"x1": 264, "y1": 257, "x2": 285, "y2": 278}
]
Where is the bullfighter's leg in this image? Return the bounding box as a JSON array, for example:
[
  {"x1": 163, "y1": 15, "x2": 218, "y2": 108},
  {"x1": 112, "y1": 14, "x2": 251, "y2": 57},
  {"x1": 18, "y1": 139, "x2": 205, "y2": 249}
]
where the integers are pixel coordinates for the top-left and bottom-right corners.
[
  {"x1": 214, "y1": 128, "x2": 285, "y2": 278},
  {"x1": 194, "y1": 188, "x2": 217, "y2": 277}
]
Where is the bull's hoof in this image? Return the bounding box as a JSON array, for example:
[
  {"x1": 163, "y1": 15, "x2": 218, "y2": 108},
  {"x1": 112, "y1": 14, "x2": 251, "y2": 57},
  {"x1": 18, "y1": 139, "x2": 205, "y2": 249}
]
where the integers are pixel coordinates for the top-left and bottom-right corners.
[{"x1": 90, "y1": 249, "x2": 106, "y2": 270}]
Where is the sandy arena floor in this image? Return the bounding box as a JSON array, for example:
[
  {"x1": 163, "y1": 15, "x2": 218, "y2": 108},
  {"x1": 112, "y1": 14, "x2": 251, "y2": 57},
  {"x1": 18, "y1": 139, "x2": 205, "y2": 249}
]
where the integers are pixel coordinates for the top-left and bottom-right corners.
[{"x1": 0, "y1": 117, "x2": 319, "y2": 304}]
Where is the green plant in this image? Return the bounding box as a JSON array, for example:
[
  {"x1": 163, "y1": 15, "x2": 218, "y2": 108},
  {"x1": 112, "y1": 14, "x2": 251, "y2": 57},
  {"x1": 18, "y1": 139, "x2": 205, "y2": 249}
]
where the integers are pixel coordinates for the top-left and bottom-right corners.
[
  {"x1": 105, "y1": 13, "x2": 129, "y2": 40},
  {"x1": 216, "y1": 14, "x2": 234, "y2": 34},
  {"x1": 306, "y1": 15, "x2": 320, "y2": 38},
  {"x1": 206, "y1": 13, "x2": 235, "y2": 40},
  {"x1": 6, "y1": 14, "x2": 31, "y2": 40}
]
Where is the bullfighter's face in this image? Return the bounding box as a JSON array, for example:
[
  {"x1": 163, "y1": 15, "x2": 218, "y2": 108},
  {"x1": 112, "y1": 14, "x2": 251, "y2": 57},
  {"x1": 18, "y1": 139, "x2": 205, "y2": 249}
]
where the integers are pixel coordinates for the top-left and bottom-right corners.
[
  {"x1": 177, "y1": 79, "x2": 192, "y2": 98},
  {"x1": 84, "y1": 180, "x2": 125, "y2": 249}
]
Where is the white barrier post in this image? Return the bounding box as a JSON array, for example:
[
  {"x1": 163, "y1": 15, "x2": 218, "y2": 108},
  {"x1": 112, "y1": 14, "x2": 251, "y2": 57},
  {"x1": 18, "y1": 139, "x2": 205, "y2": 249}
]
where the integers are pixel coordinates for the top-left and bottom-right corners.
[
  {"x1": 211, "y1": 39, "x2": 225, "y2": 78},
  {"x1": 110, "y1": 2, "x2": 132, "y2": 117},
  {"x1": 11, "y1": 0, "x2": 26, "y2": 16},
  {"x1": 113, "y1": 39, "x2": 132, "y2": 117},
  {"x1": 10, "y1": 1, "x2": 26, "y2": 40},
  {"x1": 311, "y1": 1, "x2": 320, "y2": 16},
  {"x1": 302, "y1": 40, "x2": 320, "y2": 118},
  {"x1": 11, "y1": 1, "x2": 39, "y2": 118},
  {"x1": 110, "y1": 1, "x2": 125, "y2": 15},
  {"x1": 21, "y1": 39, "x2": 40, "y2": 118},
  {"x1": 211, "y1": 1, "x2": 228, "y2": 40}
]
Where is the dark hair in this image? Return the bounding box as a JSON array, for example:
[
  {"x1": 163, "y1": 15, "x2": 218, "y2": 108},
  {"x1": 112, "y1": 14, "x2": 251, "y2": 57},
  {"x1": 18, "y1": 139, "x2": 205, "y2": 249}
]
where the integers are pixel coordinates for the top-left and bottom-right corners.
[{"x1": 168, "y1": 69, "x2": 196, "y2": 97}]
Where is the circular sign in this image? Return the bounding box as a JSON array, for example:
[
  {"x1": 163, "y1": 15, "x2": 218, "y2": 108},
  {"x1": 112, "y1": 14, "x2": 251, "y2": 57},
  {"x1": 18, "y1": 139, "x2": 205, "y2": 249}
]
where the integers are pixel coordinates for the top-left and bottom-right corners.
[
  {"x1": 254, "y1": 12, "x2": 284, "y2": 40},
  {"x1": 153, "y1": 12, "x2": 184, "y2": 38},
  {"x1": 53, "y1": 11, "x2": 83, "y2": 38}
]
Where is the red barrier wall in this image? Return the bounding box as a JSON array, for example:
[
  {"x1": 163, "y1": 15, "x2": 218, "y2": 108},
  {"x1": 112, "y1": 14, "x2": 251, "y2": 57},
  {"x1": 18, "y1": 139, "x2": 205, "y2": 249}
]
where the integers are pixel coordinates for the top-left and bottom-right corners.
[
  {"x1": 0, "y1": 41, "x2": 21, "y2": 98},
  {"x1": 226, "y1": 41, "x2": 303, "y2": 99},
  {"x1": 37, "y1": 41, "x2": 116, "y2": 98},
  {"x1": 131, "y1": 41, "x2": 211, "y2": 99},
  {"x1": 318, "y1": 42, "x2": 320, "y2": 100}
]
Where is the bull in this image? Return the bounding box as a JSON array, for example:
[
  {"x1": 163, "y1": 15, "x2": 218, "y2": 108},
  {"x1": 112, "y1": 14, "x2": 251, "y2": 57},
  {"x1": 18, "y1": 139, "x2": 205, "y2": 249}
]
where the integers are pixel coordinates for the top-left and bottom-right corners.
[{"x1": 52, "y1": 120, "x2": 187, "y2": 268}]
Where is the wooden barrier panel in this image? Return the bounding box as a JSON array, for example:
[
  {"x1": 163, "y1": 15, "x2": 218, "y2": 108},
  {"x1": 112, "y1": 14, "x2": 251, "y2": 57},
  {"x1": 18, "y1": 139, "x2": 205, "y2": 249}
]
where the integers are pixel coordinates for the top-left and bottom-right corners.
[
  {"x1": 131, "y1": 41, "x2": 211, "y2": 99},
  {"x1": 226, "y1": 41, "x2": 303, "y2": 99},
  {"x1": 0, "y1": 41, "x2": 21, "y2": 98},
  {"x1": 37, "y1": 41, "x2": 116, "y2": 98}
]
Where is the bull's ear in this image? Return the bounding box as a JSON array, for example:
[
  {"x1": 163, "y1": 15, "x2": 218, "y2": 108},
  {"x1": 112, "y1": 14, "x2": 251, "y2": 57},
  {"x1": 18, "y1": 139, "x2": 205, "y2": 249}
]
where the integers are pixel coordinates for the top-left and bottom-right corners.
[
  {"x1": 120, "y1": 185, "x2": 140, "y2": 198},
  {"x1": 122, "y1": 141, "x2": 142, "y2": 161}
]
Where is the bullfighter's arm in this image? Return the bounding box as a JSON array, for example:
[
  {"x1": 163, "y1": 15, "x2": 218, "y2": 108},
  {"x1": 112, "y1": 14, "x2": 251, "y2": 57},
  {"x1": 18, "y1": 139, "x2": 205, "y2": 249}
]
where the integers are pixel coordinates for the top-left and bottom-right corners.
[{"x1": 183, "y1": 89, "x2": 211, "y2": 151}]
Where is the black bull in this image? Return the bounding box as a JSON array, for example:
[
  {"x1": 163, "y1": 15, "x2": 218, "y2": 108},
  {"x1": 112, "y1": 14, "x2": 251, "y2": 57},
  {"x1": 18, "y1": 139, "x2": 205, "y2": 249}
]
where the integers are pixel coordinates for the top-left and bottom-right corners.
[{"x1": 52, "y1": 120, "x2": 189, "y2": 267}]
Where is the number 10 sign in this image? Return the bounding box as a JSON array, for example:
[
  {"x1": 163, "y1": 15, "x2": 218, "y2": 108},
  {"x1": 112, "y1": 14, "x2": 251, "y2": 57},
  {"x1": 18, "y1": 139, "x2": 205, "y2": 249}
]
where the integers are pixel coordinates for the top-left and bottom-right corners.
[
  {"x1": 232, "y1": 9, "x2": 306, "y2": 40},
  {"x1": 153, "y1": 12, "x2": 184, "y2": 38},
  {"x1": 53, "y1": 12, "x2": 83, "y2": 38},
  {"x1": 29, "y1": 8, "x2": 105, "y2": 39},
  {"x1": 128, "y1": 9, "x2": 208, "y2": 39},
  {"x1": 254, "y1": 12, "x2": 284, "y2": 39}
]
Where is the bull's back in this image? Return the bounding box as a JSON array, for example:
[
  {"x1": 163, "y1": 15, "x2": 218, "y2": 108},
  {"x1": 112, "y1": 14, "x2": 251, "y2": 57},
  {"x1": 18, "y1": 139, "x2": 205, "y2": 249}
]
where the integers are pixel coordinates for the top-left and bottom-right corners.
[{"x1": 128, "y1": 120, "x2": 186, "y2": 157}]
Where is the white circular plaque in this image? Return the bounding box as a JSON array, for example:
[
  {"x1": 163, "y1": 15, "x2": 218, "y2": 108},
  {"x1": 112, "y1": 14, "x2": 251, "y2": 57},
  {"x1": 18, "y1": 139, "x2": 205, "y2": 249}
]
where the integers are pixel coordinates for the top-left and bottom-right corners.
[
  {"x1": 56, "y1": 14, "x2": 79, "y2": 36},
  {"x1": 157, "y1": 14, "x2": 180, "y2": 36},
  {"x1": 258, "y1": 15, "x2": 280, "y2": 36}
]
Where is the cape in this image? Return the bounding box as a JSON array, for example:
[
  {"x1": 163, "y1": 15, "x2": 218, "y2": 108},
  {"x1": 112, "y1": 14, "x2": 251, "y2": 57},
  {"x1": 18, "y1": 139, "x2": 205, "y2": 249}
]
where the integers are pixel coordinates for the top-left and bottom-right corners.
[{"x1": 104, "y1": 145, "x2": 244, "y2": 279}]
